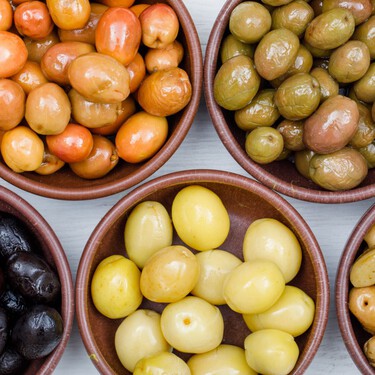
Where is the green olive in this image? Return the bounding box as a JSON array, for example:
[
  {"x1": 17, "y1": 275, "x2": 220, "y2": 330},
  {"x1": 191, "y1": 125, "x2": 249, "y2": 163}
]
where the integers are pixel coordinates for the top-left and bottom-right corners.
[
  {"x1": 220, "y1": 34, "x2": 254, "y2": 64},
  {"x1": 353, "y1": 63, "x2": 375, "y2": 103},
  {"x1": 310, "y1": 67, "x2": 339, "y2": 102},
  {"x1": 234, "y1": 89, "x2": 280, "y2": 131},
  {"x1": 277, "y1": 120, "x2": 305, "y2": 151},
  {"x1": 322, "y1": 0, "x2": 372, "y2": 25},
  {"x1": 349, "y1": 103, "x2": 375, "y2": 149},
  {"x1": 359, "y1": 141, "x2": 375, "y2": 168},
  {"x1": 214, "y1": 55, "x2": 261, "y2": 110},
  {"x1": 294, "y1": 149, "x2": 316, "y2": 179},
  {"x1": 352, "y1": 15, "x2": 375, "y2": 58}
]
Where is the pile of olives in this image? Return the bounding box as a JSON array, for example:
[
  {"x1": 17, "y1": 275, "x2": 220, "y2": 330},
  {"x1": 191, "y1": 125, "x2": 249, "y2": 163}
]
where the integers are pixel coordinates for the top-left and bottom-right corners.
[
  {"x1": 0, "y1": 213, "x2": 63, "y2": 374},
  {"x1": 0, "y1": 0, "x2": 192, "y2": 179},
  {"x1": 348, "y1": 222, "x2": 375, "y2": 367},
  {"x1": 90, "y1": 185, "x2": 315, "y2": 374},
  {"x1": 214, "y1": 0, "x2": 375, "y2": 191}
]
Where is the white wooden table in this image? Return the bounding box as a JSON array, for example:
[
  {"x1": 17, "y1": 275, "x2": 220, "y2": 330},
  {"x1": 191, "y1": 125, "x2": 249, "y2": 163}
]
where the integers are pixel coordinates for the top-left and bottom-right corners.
[{"x1": 1, "y1": 0, "x2": 375, "y2": 373}]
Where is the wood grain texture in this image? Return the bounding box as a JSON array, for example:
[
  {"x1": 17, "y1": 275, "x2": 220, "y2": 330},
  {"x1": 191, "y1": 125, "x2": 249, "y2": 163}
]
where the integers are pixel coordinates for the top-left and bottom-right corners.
[{"x1": 0, "y1": 0, "x2": 375, "y2": 373}]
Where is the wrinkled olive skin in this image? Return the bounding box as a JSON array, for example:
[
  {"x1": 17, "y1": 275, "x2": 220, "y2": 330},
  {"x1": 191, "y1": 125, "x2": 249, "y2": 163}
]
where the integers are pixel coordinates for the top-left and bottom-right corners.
[
  {"x1": 234, "y1": 89, "x2": 280, "y2": 131},
  {"x1": 353, "y1": 16, "x2": 375, "y2": 58},
  {"x1": 214, "y1": 55, "x2": 261, "y2": 110},
  {"x1": 303, "y1": 40, "x2": 332, "y2": 58},
  {"x1": 309, "y1": 147, "x2": 368, "y2": 191},
  {"x1": 220, "y1": 34, "x2": 254, "y2": 63},
  {"x1": 322, "y1": 0, "x2": 372, "y2": 25},
  {"x1": 0, "y1": 308, "x2": 8, "y2": 356},
  {"x1": 310, "y1": 67, "x2": 339, "y2": 102},
  {"x1": 303, "y1": 95, "x2": 359, "y2": 154},
  {"x1": 7, "y1": 252, "x2": 61, "y2": 304},
  {"x1": 294, "y1": 149, "x2": 316, "y2": 179},
  {"x1": 349, "y1": 103, "x2": 375, "y2": 148},
  {"x1": 229, "y1": 1, "x2": 271, "y2": 44},
  {"x1": 11, "y1": 305, "x2": 63, "y2": 360},
  {"x1": 0, "y1": 288, "x2": 28, "y2": 318},
  {"x1": 353, "y1": 63, "x2": 375, "y2": 103},
  {"x1": 254, "y1": 28, "x2": 300, "y2": 80},
  {"x1": 277, "y1": 120, "x2": 305, "y2": 151},
  {"x1": 272, "y1": 0, "x2": 314, "y2": 37},
  {"x1": 304, "y1": 8, "x2": 355, "y2": 50},
  {"x1": 274, "y1": 73, "x2": 321, "y2": 120},
  {"x1": 0, "y1": 347, "x2": 29, "y2": 375},
  {"x1": 0, "y1": 214, "x2": 32, "y2": 261},
  {"x1": 328, "y1": 41, "x2": 370, "y2": 83},
  {"x1": 359, "y1": 141, "x2": 375, "y2": 168}
]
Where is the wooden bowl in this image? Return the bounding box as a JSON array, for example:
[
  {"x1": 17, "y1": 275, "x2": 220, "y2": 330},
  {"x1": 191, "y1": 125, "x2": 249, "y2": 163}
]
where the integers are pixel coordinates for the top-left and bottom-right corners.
[
  {"x1": 336, "y1": 203, "x2": 375, "y2": 374},
  {"x1": 0, "y1": 0, "x2": 202, "y2": 200},
  {"x1": 76, "y1": 169, "x2": 330, "y2": 374},
  {"x1": 204, "y1": 0, "x2": 375, "y2": 204},
  {"x1": 0, "y1": 185, "x2": 74, "y2": 374}
]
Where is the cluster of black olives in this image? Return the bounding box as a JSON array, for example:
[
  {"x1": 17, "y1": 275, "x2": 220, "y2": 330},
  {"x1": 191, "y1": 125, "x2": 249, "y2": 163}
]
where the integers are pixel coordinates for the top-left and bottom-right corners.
[{"x1": 0, "y1": 213, "x2": 63, "y2": 375}]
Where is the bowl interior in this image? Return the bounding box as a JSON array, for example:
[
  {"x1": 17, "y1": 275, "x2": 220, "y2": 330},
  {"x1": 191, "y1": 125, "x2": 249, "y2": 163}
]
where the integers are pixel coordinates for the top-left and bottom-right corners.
[
  {"x1": 204, "y1": 0, "x2": 375, "y2": 203},
  {"x1": 0, "y1": 0, "x2": 203, "y2": 200},
  {"x1": 336, "y1": 203, "x2": 375, "y2": 374},
  {"x1": 0, "y1": 186, "x2": 74, "y2": 374},
  {"x1": 76, "y1": 169, "x2": 329, "y2": 375}
]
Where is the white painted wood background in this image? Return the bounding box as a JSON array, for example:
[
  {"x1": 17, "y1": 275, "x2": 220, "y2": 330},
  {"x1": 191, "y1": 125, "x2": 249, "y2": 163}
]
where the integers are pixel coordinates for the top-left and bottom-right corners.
[{"x1": 1, "y1": 0, "x2": 375, "y2": 373}]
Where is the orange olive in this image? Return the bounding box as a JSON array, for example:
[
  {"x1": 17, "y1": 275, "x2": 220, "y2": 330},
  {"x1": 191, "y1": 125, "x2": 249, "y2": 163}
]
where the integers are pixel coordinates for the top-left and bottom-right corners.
[
  {"x1": 145, "y1": 40, "x2": 184, "y2": 73},
  {"x1": 115, "y1": 111, "x2": 168, "y2": 163},
  {"x1": 0, "y1": 79, "x2": 25, "y2": 131},
  {"x1": 0, "y1": 0, "x2": 13, "y2": 31},
  {"x1": 96, "y1": 0, "x2": 135, "y2": 6},
  {"x1": 11, "y1": 60, "x2": 49, "y2": 94},
  {"x1": 126, "y1": 52, "x2": 146, "y2": 93},
  {"x1": 24, "y1": 30, "x2": 60, "y2": 63},
  {"x1": 35, "y1": 141, "x2": 65, "y2": 175},
  {"x1": 129, "y1": 3, "x2": 150, "y2": 17}
]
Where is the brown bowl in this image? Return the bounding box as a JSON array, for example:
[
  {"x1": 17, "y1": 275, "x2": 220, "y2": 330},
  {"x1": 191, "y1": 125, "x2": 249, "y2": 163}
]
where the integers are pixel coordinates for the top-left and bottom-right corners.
[
  {"x1": 204, "y1": 0, "x2": 375, "y2": 204},
  {"x1": 76, "y1": 169, "x2": 330, "y2": 374},
  {"x1": 336, "y1": 203, "x2": 375, "y2": 374},
  {"x1": 0, "y1": 185, "x2": 74, "y2": 374},
  {"x1": 0, "y1": 0, "x2": 203, "y2": 200}
]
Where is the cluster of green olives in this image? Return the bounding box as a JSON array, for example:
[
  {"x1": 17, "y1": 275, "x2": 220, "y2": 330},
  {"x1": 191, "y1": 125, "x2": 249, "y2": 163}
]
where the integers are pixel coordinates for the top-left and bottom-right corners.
[
  {"x1": 90, "y1": 185, "x2": 315, "y2": 375},
  {"x1": 214, "y1": 0, "x2": 375, "y2": 191},
  {"x1": 0, "y1": 213, "x2": 63, "y2": 374}
]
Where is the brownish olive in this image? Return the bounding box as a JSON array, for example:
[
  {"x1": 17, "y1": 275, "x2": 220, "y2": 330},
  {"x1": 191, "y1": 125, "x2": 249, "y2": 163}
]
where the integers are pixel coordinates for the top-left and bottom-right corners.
[
  {"x1": 352, "y1": 16, "x2": 375, "y2": 58},
  {"x1": 310, "y1": 0, "x2": 323, "y2": 15},
  {"x1": 24, "y1": 31, "x2": 60, "y2": 64},
  {"x1": 214, "y1": 55, "x2": 261, "y2": 111},
  {"x1": 277, "y1": 120, "x2": 305, "y2": 151},
  {"x1": 322, "y1": 0, "x2": 372, "y2": 25},
  {"x1": 272, "y1": 0, "x2": 314, "y2": 37},
  {"x1": 359, "y1": 140, "x2": 375, "y2": 168},
  {"x1": 294, "y1": 149, "x2": 316, "y2": 179},
  {"x1": 328, "y1": 41, "x2": 370, "y2": 83},
  {"x1": 254, "y1": 28, "x2": 300, "y2": 81},
  {"x1": 220, "y1": 34, "x2": 254, "y2": 63},
  {"x1": 310, "y1": 67, "x2": 339, "y2": 102},
  {"x1": 274, "y1": 73, "x2": 321, "y2": 120},
  {"x1": 303, "y1": 95, "x2": 359, "y2": 154},
  {"x1": 349, "y1": 103, "x2": 375, "y2": 148},
  {"x1": 309, "y1": 147, "x2": 368, "y2": 191},
  {"x1": 234, "y1": 89, "x2": 280, "y2": 131},
  {"x1": 35, "y1": 142, "x2": 65, "y2": 176},
  {"x1": 353, "y1": 63, "x2": 375, "y2": 103},
  {"x1": 304, "y1": 8, "x2": 355, "y2": 50},
  {"x1": 69, "y1": 135, "x2": 119, "y2": 179}
]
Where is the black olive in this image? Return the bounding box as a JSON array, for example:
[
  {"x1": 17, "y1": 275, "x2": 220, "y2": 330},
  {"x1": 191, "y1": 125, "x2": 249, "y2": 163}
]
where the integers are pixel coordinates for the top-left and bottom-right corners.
[
  {"x1": 0, "y1": 289, "x2": 28, "y2": 318},
  {"x1": 7, "y1": 252, "x2": 61, "y2": 304},
  {"x1": 0, "y1": 309, "x2": 8, "y2": 357},
  {"x1": 11, "y1": 305, "x2": 63, "y2": 360},
  {"x1": 0, "y1": 269, "x2": 4, "y2": 297},
  {"x1": 0, "y1": 347, "x2": 29, "y2": 375},
  {"x1": 0, "y1": 214, "x2": 32, "y2": 261}
]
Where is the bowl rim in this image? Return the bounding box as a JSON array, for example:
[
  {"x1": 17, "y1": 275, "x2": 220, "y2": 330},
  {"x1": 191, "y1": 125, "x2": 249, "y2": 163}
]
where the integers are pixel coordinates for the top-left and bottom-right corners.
[
  {"x1": 0, "y1": 0, "x2": 203, "y2": 201},
  {"x1": 336, "y1": 203, "x2": 375, "y2": 374},
  {"x1": 203, "y1": 0, "x2": 375, "y2": 204},
  {"x1": 0, "y1": 185, "x2": 75, "y2": 375},
  {"x1": 75, "y1": 168, "x2": 330, "y2": 374}
]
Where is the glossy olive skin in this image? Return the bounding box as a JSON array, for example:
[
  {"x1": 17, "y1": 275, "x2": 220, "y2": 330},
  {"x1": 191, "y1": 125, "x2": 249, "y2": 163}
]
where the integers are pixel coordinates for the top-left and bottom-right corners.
[
  {"x1": 304, "y1": 8, "x2": 355, "y2": 50},
  {"x1": 303, "y1": 95, "x2": 359, "y2": 154},
  {"x1": 352, "y1": 16, "x2": 375, "y2": 58},
  {"x1": 349, "y1": 103, "x2": 375, "y2": 148},
  {"x1": 277, "y1": 120, "x2": 305, "y2": 151},
  {"x1": 0, "y1": 288, "x2": 29, "y2": 318},
  {"x1": 11, "y1": 305, "x2": 63, "y2": 360},
  {"x1": 359, "y1": 141, "x2": 375, "y2": 168},
  {"x1": 322, "y1": 0, "x2": 372, "y2": 24},
  {"x1": 7, "y1": 252, "x2": 61, "y2": 304},
  {"x1": 294, "y1": 149, "x2": 316, "y2": 179},
  {"x1": 214, "y1": 55, "x2": 261, "y2": 110},
  {"x1": 354, "y1": 62, "x2": 375, "y2": 102},
  {"x1": 220, "y1": 34, "x2": 254, "y2": 63},
  {"x1": 310, "y1": 67, "x2": 339, "y2": 102},
  {"x1": 0, "y1": 347, "x2": 29, "y2": 375},
  {"x1": 24, "y1": 31, "x2": 60, "y2": 63},
  {"x1": 309, "y1": 147, "x2": 368, "y2": 190},
  {"x1": 0, "y1": 308, "x2": 8, "y2": 356},
  {"x1": 0, "y1": 214, "x2": 32, "y2": 261}
]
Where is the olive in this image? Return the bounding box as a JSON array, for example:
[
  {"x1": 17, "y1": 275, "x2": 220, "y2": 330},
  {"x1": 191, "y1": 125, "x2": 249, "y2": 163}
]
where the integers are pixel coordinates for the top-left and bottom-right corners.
[
  {"x1": 328, "y1": 41, "x2": 370, "y2": 83},
  {"x1": 352, "y1": 16, "x2": 375, "y2": 58},
  {"x1": 359, "y1": 141, "x2": 375, "y2": 168},
  {"x1": 0, "y1": 288, "x2": 28, "y2": 318},
  {"x1": 0, "y1": 269, "x2": 3, "y2": 296},
  {"x1": 234, "y1": 89, "x2": 280, "y2": 131},
  {"x1": 274, "y1": 73, "x2": 321, "y2": 120},
  {"x1": 309, "y1": 147, "x2": 368, "y2": 190},
  {"x1": 0, "y1": 214, "x2": 32, "y2": 261},
  {"x1": 310, "y1": 67, "x2": 339, "y2": 102},
  {"x1": 294, "y1": 149, "x2": 316, "y2": 179},
  {"x1": 349, "y1": 103, "x2": 375, "y2": 149},
  {"x1": 11, "y1": 305, "x2": 63, "y2": 360},
  {"x1": 353, "y1": 63, "x2": 375, "y2": 103},
  {"x1": 0, "y1": 308, "x2": 8, "y2": 356},
  {"x1": 7, "y1": 252, "x2": 61, "y2": 304},
  {"x1": 220, "y1": 34, "x2": 254, "y2": 64},
  {"x1": 322, "y1": 0, "x2": 372, "y2": 25},
  {"x1": 0, "y1": 347, "x2": 29, "y2": 375},
  {"x1": 277, "y1": 120, "x2": 305, "y2": 151},
  {"x1": 213, "y1": 55, "x2": 261, "y2": 111}
]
